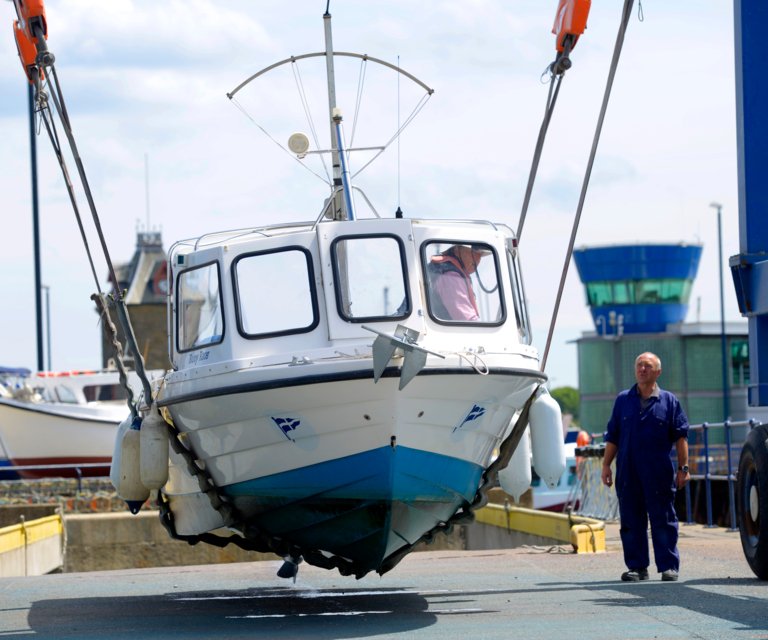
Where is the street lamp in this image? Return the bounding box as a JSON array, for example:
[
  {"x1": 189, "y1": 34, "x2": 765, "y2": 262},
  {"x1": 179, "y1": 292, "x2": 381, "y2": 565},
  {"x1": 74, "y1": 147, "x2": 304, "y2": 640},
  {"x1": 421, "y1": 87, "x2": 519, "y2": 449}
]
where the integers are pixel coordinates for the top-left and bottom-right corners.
[
  {"x1": 8, "y1": 0, "x2": 44, "y2": 370},
  {"x1": 41, "y1": 284, "x2": 51, "y2": 371},
  {"x1": 710, "y1": 202, "x2": 730, "y2": 421}
]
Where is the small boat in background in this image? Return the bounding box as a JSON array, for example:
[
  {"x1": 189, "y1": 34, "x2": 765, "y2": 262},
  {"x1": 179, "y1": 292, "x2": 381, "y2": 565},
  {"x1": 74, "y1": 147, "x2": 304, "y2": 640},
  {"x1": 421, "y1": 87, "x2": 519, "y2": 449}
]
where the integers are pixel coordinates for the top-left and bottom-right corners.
[
  {"x1": 532, "y1": 442, "x2": 578, "y2": 512},
  {"x1": 0, "y1": 368, "x2": 149, "y2": 479}
]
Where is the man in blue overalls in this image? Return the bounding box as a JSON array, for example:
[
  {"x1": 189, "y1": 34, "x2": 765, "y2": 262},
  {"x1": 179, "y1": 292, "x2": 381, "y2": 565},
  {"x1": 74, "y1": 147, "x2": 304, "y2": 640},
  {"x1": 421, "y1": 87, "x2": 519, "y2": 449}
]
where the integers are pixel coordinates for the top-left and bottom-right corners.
[{"x1": 601, "y1": 352, "x2": 690, "y2": 582}]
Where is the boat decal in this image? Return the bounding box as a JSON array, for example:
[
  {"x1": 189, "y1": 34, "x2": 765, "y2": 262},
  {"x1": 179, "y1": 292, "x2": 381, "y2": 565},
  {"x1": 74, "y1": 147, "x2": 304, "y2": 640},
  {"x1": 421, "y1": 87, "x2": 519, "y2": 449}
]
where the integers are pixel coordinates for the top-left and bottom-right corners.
[
  {"x1": 271, "y1": 416, "x2": 301, "y2": 441},
  {"x1": 453, "y1": 404, "x2": 486, "y2": 432},
  {"x1": 187, "y1": 350, "x2": 211, "y2": 366}
]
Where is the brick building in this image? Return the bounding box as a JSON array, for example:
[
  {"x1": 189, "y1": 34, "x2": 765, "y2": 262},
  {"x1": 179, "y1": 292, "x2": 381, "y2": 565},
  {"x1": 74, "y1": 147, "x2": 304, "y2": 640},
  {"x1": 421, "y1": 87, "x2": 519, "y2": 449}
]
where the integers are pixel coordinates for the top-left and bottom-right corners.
[{"x1": 101, "y1": 231, "x2": 169, "y2": 371}]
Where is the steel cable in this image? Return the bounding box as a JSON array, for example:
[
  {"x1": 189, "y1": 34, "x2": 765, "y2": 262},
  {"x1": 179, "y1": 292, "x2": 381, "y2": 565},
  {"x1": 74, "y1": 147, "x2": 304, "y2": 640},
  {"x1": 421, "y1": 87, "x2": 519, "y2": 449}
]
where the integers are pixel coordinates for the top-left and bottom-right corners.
[{"x1": 541, "y1": 0, "x2": 637, "y2": 372}]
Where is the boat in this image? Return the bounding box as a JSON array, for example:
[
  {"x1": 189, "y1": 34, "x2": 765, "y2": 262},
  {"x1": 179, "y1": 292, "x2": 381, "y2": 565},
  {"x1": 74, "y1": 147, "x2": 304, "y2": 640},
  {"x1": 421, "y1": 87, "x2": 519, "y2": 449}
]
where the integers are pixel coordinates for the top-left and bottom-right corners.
[
  {"x1": 532, "y1": 442, "x2": 578, "y2": 512},
  {"x1": 121, "y1": 10, "x2": 567, "y2": 580},
  {"x1": 0, "y1": 368, "x2": 148, "y2": 479},
  {"x1": 9, "y1": 3, "x2": 567, "y2": 579}
]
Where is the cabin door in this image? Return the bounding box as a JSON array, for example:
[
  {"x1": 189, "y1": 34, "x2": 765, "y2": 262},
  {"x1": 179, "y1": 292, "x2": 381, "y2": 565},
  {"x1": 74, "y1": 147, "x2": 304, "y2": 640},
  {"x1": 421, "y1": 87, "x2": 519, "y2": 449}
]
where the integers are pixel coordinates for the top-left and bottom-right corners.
[{"x1": 316, "y1": 219, "x2": 426, "y2": 341}]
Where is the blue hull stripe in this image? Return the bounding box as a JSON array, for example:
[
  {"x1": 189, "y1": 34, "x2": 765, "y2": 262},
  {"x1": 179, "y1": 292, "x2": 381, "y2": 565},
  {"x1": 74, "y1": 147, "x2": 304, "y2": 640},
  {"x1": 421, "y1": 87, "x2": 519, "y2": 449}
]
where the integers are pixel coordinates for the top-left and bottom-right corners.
[
  {"x1": 221, "y1": 446, "x2": 484, "y2": 574},
  {"x1": 224, "y1": 446, "x2": 483, "y2": 503}
]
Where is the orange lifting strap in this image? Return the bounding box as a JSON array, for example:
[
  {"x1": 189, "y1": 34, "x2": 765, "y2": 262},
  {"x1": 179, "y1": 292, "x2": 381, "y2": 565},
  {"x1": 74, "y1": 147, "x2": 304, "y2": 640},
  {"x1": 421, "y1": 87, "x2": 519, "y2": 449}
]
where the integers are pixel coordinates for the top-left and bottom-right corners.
[
  {"x1": 13, "y1": 20, "x2": 38, "y2": 82},
  {"x1": 552, "y1": 0, "x2": 591, "y2": 52},
  {"x1": 11, "y1": 0, "x2": 47, "y2": 84},
  {"x1": 13, "y1": 19, "x2": 46, "y2": 84},
  {"x1": 13, "y1": 0, "x2": 48, "y2": 43}
]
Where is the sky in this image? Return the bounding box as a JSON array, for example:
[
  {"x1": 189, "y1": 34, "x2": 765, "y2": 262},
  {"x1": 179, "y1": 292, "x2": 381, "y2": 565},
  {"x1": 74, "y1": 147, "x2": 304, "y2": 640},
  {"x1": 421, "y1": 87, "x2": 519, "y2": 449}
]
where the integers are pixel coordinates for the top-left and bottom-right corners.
[{"x1": 0, "y1": 1, "x2": 742, "y2": 388}]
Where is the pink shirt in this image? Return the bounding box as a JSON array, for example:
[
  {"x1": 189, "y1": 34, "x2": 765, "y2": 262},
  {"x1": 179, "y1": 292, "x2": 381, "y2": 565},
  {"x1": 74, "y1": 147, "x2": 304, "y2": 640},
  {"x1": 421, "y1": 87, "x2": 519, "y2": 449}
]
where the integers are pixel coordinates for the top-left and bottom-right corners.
[{"x1": 430, "y1": 256, "x2": 479, "y2": 321}]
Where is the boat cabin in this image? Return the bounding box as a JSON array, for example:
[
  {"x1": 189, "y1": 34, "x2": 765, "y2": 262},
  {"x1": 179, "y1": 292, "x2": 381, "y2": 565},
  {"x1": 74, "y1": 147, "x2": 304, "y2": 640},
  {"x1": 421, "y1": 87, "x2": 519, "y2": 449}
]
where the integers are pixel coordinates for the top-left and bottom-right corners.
[{"x1": 168, "y1": 217, "x2": 533, "y2": 374}]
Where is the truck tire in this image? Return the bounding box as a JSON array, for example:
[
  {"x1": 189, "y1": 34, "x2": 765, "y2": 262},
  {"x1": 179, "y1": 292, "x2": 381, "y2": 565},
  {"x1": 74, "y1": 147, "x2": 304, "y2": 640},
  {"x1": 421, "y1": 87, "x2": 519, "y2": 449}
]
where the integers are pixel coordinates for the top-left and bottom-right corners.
[{"x1": 737, "y1": 423, "x2": 768, "y2": 580}]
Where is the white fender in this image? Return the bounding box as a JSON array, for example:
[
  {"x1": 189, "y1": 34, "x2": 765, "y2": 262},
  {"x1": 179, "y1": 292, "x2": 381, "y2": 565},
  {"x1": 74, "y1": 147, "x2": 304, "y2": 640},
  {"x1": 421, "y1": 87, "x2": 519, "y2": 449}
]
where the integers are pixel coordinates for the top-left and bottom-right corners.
[
  {"x1": 110, "y1": 414, "x2": 150, "y2": 513},
  {"x1": 163, "y1": 445, "x2": 228, "y2": 535},
  {"x1": 140, "y1": 407, "x2": 170, "y2": 490},
  {"x1": 530, "y1": 387, "x2": 566, "y2": 489},
  {"x1": 498, "y1": 427, "x2": 532, "y2": 502}
]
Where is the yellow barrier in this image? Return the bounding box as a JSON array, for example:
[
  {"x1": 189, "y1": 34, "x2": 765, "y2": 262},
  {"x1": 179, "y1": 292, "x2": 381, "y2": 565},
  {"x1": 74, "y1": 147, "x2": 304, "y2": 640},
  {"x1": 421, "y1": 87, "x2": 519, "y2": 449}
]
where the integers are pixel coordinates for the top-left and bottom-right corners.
[
  {"x1": 0, "y1": 514, "x2": 64, "y2": 576},
  {"x1": 474, "y1": 503, "x2": 605, "y2": 553}
]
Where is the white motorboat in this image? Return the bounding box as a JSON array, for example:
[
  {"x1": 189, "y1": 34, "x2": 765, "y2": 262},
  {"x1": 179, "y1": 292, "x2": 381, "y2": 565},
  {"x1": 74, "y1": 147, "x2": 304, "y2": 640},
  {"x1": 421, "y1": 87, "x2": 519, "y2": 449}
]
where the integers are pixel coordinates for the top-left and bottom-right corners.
[
  {"x1": 112, "y1": 10, "x2": 566, "y2": 579},
  {"x1": 0, "y1": 368, "x2": 144, "y2": 479},
  {"x1": 144, "y1": 216, "x2": 564, "y2": 577},
  {"x1": 11, "y1": 5, "x2": 567, "y2": 578}
]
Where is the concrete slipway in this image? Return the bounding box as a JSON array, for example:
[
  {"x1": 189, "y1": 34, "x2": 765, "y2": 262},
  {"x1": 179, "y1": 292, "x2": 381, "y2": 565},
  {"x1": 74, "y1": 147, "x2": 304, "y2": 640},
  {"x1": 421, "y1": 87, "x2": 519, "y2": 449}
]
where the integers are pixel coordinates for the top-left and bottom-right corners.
[{"x1": 0, "y1": 522, "x2": 765, "y2": 640}]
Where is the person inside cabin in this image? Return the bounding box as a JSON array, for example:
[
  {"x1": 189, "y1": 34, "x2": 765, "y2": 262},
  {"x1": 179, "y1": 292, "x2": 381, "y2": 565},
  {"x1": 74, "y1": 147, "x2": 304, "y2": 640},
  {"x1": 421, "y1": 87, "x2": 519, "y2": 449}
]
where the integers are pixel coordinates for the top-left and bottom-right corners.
[
  {"x1": 601, "y1": 351, "x2": 690, "y2": 582},
  {"x1": 427, "y1": 244, "x2": 490, "y2": 321}
]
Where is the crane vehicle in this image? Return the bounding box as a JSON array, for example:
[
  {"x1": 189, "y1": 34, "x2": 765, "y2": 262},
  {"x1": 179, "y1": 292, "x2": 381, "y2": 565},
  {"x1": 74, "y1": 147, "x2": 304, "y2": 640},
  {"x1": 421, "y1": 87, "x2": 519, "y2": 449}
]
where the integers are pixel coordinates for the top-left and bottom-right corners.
[{"x1": 730, "y1": 0, "x2": 768, "y2": 581}]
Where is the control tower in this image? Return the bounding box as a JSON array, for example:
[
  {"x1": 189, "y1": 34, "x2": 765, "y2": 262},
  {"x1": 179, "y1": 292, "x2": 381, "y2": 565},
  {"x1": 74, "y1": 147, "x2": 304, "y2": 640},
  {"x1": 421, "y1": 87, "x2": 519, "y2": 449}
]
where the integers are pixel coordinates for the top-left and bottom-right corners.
[{"x1": 572, "y1": 244, "x2": 702, "y2": 335}]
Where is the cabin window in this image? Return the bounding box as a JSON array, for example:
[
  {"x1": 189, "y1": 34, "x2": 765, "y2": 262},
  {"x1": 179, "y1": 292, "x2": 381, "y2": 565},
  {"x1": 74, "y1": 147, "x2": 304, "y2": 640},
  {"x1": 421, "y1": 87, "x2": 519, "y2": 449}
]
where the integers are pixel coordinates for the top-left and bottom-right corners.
[
  {"x1": 233, "y1": 247, "x2": 318, "y2": 338},
  {"x1": 507, "y1": 243, "x2": 532, "y2": 344},
  {"x1": 423, "y1": 241, "x2": 504, "y2": 325},
  {"x1": 331, "y1": 235, "x2": 410, "y2": 322},
  {"x1": 53, "y1": 385, "x2": 78, "y2": 404},
  {"x1": 83, "y1": 384, "x2": 127, "y2": 402},
  {"x1": 177, "y1": 262, "x2": 224, "y2": 352}
]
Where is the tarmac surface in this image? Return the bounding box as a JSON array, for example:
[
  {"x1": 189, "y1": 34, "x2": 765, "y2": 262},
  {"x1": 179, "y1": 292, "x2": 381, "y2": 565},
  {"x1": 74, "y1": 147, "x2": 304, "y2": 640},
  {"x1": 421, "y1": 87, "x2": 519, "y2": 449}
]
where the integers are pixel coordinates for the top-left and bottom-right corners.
[{"x1": 0, "y1": 522, "x2": 765, "y2": 640}]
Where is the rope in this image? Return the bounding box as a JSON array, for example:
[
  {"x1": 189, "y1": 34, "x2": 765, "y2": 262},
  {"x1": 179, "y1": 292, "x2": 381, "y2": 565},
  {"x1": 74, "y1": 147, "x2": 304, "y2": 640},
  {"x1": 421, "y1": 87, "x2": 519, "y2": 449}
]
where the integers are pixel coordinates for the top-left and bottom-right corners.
[
  {"x1": 32, "y1": 58, "x2": 154, "y2": 406},
  {"x1": 35, "y1": 97, "x2": 102, "y2": 291},
  {"x1": 229, "y1": 96, "x2": 332, "y2": 185},
  {"x1": 351, "y1": 92, "x2": 432, "y2": 179},
  {"x1": 228, "y1": 52, "x2": 431, "y2": 185},
  {"x1": 454, "y1": 351, "x2": 490, "y2": 375},
  {"x1": 540, "y1": 0, "x2": 636, "y2": 372},
  {"x1": 291, "y1": 61, "x2": 332, "y2": 182},
  {"x1": 350, "y1": 57, "x2": 367, "y2": 147},
  {"x1": 91, "y1": 294, "x2": 138, "y2": 418},
  {"x1": 516, "y1": 72, "x2": 564, "y2": 242},
  {"x1": 46, "y1": 66, "x2": 121, "y2": 290}
]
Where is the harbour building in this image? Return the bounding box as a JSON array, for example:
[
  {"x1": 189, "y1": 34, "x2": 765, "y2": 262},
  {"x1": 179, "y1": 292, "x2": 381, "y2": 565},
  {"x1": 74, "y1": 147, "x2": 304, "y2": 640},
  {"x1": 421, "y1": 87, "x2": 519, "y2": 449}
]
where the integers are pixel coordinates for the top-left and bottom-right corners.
[{"x1": 101, "y1": 230, "x2": 169, "y2": 371}]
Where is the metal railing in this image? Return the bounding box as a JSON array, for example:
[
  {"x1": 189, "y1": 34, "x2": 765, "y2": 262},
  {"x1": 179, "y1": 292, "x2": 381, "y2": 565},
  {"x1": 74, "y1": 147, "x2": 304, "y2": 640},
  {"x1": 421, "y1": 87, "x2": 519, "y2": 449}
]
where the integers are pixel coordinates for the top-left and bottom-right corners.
[
  {"x1": 684, "y1": 418, "x2": 761, "y2": 530},
  {"x1": 578, "y1": 419, "x2": 762, "y2": 528}
]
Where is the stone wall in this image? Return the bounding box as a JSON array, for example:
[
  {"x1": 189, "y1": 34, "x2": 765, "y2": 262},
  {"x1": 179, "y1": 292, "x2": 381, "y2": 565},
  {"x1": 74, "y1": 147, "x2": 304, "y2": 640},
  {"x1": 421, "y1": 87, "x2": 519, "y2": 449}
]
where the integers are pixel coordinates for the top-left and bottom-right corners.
[{"x1": 62, "y1": 511, "x2": 469, "y2": 573}]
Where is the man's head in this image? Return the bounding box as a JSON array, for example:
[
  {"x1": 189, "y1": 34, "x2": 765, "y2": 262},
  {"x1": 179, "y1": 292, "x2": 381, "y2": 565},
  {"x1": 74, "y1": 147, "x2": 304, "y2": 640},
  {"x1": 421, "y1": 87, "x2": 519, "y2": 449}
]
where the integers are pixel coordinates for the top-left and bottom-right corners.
[
  {"x1": 635, "y1": 352, "x2": 662, "y2": 386},
  {"x1": 449, "y1": 244, "x2": 490, "y2": 274}
]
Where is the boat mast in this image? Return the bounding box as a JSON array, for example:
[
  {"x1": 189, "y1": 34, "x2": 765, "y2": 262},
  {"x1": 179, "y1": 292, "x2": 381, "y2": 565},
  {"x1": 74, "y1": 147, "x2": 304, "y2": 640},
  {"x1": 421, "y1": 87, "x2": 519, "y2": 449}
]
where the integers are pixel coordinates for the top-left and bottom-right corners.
[{"x1": 323, "y1": 10, "x2": 354, "y2": 220}]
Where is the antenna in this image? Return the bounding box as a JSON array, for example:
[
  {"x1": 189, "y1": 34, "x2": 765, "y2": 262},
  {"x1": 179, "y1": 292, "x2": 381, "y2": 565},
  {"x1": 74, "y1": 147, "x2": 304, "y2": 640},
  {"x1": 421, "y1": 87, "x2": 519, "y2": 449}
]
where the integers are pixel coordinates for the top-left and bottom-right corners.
[{"x1": 397, "y1": 54, "x2": 401, "y2": 209}]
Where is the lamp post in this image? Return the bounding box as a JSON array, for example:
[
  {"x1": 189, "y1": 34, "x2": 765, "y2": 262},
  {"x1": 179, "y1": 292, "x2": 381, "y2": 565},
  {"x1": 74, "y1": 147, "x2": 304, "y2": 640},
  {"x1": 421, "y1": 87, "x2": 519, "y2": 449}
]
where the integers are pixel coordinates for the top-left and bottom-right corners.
[
  {"x1": 41, "y1": 284, "x2": 51, "y2": 371},
  {"x1": 28, "y1": 83, "x2": 44, "y2": 372},
  {"x1": 710, "y1": 202, "x2": 730, "y2": 421}
]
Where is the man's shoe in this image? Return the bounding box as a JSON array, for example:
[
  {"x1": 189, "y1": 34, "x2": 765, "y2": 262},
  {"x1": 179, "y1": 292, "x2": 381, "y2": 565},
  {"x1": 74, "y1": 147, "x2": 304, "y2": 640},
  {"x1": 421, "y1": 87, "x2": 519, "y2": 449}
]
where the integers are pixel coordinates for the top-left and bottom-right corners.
[
  {"x1": 621, "y1": 569, "x2": 649, "y2": 582},
  {"x1": 661, "y1": 569, "x2": 679, "y2": 582}
]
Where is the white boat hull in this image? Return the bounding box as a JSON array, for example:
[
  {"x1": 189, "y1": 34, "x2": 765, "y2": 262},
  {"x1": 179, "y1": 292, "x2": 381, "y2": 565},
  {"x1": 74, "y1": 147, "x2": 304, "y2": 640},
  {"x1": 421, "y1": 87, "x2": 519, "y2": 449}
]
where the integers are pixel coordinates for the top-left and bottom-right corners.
[
  {"x1": 157, "y1": 360, "x2": 544, "y2": 576},
  {"x1": 0, "y1": 398, "x2": 129, "y2": 478}
]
